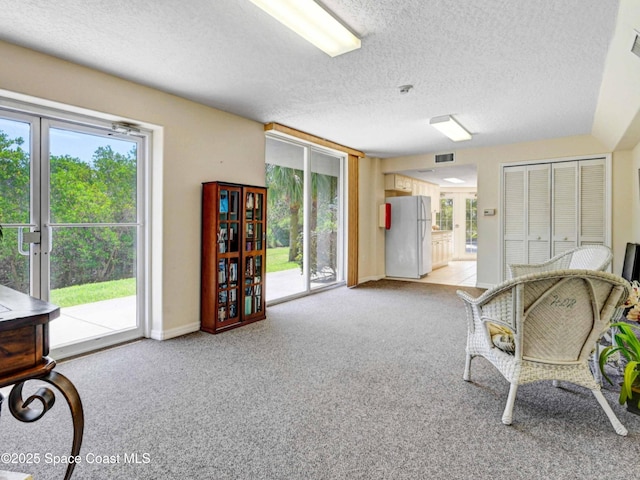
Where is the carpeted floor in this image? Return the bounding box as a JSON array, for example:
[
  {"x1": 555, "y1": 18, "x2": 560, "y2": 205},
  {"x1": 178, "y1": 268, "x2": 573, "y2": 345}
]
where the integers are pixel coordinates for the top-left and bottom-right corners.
[{"x1": 1, "y1": 280, "x2": 639, "y2": 479}]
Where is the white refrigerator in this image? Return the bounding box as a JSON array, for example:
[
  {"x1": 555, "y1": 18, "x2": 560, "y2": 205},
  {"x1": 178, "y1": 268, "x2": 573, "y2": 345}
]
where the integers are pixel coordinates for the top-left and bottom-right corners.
[{"x1": 385, "y1": 196, "x2": 432, "y2": 278}]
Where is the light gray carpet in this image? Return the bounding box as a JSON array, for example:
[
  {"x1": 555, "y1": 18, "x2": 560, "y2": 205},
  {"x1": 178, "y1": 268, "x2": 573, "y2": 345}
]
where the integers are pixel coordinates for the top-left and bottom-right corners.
[{"x1": 1, "y1": 280, "x2": 639, "y2": 479}]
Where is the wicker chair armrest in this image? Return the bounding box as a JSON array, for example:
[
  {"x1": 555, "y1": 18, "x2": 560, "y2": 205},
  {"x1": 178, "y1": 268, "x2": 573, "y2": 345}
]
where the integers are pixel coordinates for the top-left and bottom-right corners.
[{"x1": 507, "y1": 258, "x2": 567, "y2": 279}]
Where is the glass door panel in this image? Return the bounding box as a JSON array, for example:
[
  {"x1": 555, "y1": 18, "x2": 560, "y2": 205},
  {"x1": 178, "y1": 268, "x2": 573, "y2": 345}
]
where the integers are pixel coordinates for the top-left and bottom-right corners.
[
  {"x1": 265, "y1": 137, "x2": 345, "y2": 302},
  {"x1": 265, "y1": 139, "x2": 306, "y2": 300},
  {"x1": 0, "y1": 111, "x2": 145, "y2": 357},
  {"x1": 465, "y1": 197, "x2": 478, "y2": 255},
  {"x1": 0, "y1": 115, "x2": 36, "y2": 294},
  {"x1": 46, "y1": 123, "x2": 142, "y2": 349},
  {"x1": 310, "y1": 150, "x2": 342, "y2": 290}
]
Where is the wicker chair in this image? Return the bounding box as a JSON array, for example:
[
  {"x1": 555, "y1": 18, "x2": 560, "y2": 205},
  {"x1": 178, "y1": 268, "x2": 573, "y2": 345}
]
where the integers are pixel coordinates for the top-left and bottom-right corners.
[
  {"x1": 457, "y1": 269, "x2": 630, "y2": 435},
  {"x1": 507, "y1": 245, "x2": 612, "y2": 279}
]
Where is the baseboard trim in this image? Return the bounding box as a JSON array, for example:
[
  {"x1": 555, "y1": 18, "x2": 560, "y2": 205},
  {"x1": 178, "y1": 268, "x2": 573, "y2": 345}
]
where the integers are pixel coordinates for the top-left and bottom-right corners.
[
  {"x1": 475, "y1": 282, "x2": 494, "y2": 289},
  {"x1": 150, "y1": 321, "x2": 200, "y2": 340},
  {"x1": 356, "y1": 275, "x2": 385, "y2": 285}
]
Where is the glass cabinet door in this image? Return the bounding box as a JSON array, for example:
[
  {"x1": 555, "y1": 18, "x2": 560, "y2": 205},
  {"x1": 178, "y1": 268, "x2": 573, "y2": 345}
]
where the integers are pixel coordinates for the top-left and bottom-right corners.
[{"x1": 243, "y1": 188, "x2": 266, "y2": 318}]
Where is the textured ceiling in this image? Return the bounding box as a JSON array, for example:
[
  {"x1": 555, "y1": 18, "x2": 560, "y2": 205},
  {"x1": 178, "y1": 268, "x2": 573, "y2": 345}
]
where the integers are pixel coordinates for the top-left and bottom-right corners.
[{"x1": 0, "y1": 0, "x2": 620, "y2": 160}]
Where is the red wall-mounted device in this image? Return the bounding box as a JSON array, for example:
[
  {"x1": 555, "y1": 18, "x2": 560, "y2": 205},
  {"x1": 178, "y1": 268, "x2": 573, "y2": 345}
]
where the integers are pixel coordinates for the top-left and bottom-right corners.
[{"x1": 385, "y1": 203, "x2": 391, "y2": 229}]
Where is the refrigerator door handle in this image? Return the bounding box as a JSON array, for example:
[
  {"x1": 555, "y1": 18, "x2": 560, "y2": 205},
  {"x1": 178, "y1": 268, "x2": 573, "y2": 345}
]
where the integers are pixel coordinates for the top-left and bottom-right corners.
[{"x1": 420, "y1": 200, "x2": 428, "y2": 240}]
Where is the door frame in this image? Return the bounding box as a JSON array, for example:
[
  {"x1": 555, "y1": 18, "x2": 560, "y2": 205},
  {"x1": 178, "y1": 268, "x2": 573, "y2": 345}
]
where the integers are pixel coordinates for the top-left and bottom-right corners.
[
  {"x1": 0, "y1": 102, "x2": 150, "y2": 359},
  {"x1": 499, "y1": 154, "x2": 612, "y2": 282},
  {"x1": 264, "y1": 132, "x2": 347, "y2": 303}
]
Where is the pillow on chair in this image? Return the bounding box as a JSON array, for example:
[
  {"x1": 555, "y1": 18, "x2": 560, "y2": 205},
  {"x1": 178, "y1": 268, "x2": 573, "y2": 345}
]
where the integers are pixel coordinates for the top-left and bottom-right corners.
[{"x1": 488, "y1": 323, "x2": 515, "y2": 354}]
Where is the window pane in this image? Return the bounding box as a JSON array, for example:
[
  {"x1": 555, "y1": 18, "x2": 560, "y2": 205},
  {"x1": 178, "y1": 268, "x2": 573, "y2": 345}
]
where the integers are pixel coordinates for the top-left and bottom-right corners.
[
  {"x1": 310, "y1": 150, "x2": 341, "y2": 289},
  {"x1": 0, "y1": 118, "x2": 32, "y2": 293},
  {"x1": 466, "y1": 197, "x2": 478, "y2": 254},
  {"x1": 265, "y1": 138, "x2": 305, "y2": 300},
  {"x1": 437, "y1": 198, "x2": 453, "y2": 230},
  {"x1": 48, "y1": 226, "x2": 137, "y2": 346},
  {"x1": 49, "y1": 128, "x2": 137, "y2": 223},
  {"x1": 0, "y1": 118, "x2": 31, "y2": 224}
]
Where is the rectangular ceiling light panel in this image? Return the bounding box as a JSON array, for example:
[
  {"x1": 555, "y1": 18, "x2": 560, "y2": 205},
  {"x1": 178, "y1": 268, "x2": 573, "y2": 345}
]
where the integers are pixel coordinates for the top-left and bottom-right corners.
[
  {"x1": 249, "y1": 0, "x2": 361, "y2": 57},
  {"x1": 429, "y1": 115, "x2": 472, "y2": 142}
]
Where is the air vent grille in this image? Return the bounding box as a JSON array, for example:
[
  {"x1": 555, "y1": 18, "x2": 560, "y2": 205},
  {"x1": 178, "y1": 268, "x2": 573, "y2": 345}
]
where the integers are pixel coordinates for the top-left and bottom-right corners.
[
  {"x1": 435, "y1": 153, "x2": 454, "y2": 163},
  {"x1": 632, "y1": 33, "x2": 640, "y2": 59}
]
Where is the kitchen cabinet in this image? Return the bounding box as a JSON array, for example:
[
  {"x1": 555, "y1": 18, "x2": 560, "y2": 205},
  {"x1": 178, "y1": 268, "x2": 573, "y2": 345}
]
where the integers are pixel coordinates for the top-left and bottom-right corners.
[
  {"x1": 384, "y1": 174, "x2": 413, "y2": 192},
  {"x1": 432, "y1": 231, "x2": 453, "y2": 269}
]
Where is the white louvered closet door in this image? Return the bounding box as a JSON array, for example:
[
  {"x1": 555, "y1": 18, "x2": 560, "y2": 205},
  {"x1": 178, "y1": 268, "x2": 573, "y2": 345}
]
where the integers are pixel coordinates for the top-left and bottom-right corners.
[
  {"x1": 526, "y1": 164, "x2": 551, "y2": 263},
  {"x1": 552, "y1": 162, "x2": 578, "y2": 255},
  {"x1": 579, "y1": 159, "x2": 606, "y2": 245},
  {"x1": 503, "y1": 166, "x2": 525, "y2": 279},
  {"x1": 502, "y1": 157, "x2": 607, "y2": 281}
]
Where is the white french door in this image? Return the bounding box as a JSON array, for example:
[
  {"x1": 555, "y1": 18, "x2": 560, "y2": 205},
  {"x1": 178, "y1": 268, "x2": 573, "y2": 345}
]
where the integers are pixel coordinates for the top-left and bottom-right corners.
[
  {"x1": 0, "y1": 109, "x2": 145, "y2": 358},
  {"x1": 441, "y1": 192, "x2": 477, "y2": 260}
]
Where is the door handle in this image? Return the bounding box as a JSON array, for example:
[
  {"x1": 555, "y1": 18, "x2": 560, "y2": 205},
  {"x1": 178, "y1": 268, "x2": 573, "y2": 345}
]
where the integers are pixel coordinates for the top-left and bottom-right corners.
[{"x1": 17, "y1": 227, "x2": 40, "y2": 256}]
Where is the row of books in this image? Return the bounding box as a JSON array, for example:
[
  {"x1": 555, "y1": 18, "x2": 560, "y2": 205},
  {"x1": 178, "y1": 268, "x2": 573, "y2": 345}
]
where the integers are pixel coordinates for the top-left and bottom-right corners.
[
  {"x1": 244, "y1": 295, "x2": 262, "y2": 315},
  {"x1": 218, "y1": 303, "x2": 238, "y2": 322},
  {"x1": 218, "y1": 260, "x2": 239, "y2": 284},
  {"x1": 218, "y1": 288, "x2": 238, "y2": 304}
]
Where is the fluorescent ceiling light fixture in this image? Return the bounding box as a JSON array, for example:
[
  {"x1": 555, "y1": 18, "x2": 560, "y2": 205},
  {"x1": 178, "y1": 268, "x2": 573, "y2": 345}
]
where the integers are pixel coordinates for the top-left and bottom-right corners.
[
  {"x1": 443, "y1": 177, "x2": 465, "y2": 184},
  {"x1": 248, "y1": 0, "x2": 361, "y2": 57},
  {"x1": 429, "y1": 115, "x2": 472, "y2": 142}
]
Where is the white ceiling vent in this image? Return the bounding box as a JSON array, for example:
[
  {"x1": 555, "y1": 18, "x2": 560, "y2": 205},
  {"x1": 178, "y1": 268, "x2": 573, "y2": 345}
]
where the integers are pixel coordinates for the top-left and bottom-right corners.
[{"x1": 632, "y1": 32, "x2": 640, "y2": 59}]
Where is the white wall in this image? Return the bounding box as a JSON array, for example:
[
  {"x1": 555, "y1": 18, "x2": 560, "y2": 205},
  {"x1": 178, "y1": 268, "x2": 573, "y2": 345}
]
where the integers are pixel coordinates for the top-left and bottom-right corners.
[
  {"x1": 374, "y1": 135, "x2": 635, "y2": 287},
  {"x1": 592, "y1": 0, "x2": 640, "y2": 151},
  {"x1": 0, "y1": 41, "x2": 266, "y2": 338}
]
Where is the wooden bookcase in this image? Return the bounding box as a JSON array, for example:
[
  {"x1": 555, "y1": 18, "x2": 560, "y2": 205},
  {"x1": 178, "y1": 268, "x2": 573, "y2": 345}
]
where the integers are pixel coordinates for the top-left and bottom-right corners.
[{"x1": 201, "y1": 181, "x2": 267, "y2": 333}]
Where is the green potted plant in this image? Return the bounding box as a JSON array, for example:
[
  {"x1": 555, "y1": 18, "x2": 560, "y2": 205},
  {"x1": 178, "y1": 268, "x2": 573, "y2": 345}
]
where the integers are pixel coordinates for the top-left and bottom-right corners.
[{"x1": 599, "y1": 320, "x2": 640, "y2": 414}]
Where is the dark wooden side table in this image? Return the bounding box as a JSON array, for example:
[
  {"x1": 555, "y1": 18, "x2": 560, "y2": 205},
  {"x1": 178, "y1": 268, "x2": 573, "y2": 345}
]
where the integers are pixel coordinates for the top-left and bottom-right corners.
[{"x1": 0, "y1": 285, "x2": 83, "y2": 480}]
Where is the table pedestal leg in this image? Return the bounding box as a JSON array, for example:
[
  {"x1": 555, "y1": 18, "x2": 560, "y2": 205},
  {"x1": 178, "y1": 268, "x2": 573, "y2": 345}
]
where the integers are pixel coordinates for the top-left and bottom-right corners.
[{"x1": 8, "y1": 371, "x2": 84, "y2": 480}]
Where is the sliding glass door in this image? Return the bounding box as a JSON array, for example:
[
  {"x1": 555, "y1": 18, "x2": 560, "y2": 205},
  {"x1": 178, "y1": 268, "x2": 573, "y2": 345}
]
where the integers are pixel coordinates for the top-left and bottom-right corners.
[
  {"x1": 0, "y1": 109, "x2": 145, "y2": 357},
  {"x1": 265, "y1": 136, "x2": 344, "y2": 302}
]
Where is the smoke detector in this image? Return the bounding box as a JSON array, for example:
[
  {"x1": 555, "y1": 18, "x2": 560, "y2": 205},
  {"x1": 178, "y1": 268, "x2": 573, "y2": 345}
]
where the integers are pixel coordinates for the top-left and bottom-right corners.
[{"x1": 398, "y1": 85, "x2": 413, "y2": 94}]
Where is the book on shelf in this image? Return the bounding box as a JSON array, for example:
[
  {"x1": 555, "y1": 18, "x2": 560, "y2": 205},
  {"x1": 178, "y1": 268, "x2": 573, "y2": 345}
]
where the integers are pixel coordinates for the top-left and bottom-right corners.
[
  {"x1": 220, "y1": 195, "x2": 229, "y2": 213},
  {"x1": 255, "y1": 295, "x2": 261, "y2": 311},
  {"x1": 218, "y1": 260, "x2": 226, "y2": 283},
  {"x1": 229, "y1": 263, "x2": 238, "y2": 282}
]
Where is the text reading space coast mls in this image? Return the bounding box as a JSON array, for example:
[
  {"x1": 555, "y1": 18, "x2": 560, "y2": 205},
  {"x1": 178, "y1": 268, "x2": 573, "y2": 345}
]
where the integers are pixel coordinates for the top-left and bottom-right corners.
[{"x1": 1, "y1": 452, "x2": 151, "y2": 466}]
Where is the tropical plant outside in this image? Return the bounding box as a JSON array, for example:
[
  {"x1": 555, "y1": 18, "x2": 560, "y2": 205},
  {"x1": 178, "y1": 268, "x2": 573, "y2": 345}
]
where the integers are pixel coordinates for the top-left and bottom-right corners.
[{"x1": 265, "y1": 163, "x2": 339, "y2": 280}]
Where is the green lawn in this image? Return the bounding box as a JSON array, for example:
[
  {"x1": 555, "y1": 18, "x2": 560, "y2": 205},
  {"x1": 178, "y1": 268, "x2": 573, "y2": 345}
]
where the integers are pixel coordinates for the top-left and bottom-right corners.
[
  {"x1": 267, "y1": 246, "x2": 299, "y2": 273},
  {"x1": 49, "y1": 248, "x2": 293, "y2": 308},
  {"x1": 50, "y1": 277, "x2": 136, "y2": 308}
]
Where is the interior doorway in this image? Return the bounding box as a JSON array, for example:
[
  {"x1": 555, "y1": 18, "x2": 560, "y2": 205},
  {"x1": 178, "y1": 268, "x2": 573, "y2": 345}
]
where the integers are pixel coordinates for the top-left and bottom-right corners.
[{"x1": 438, "y1": 191, "x2": 477, "y2": 260}]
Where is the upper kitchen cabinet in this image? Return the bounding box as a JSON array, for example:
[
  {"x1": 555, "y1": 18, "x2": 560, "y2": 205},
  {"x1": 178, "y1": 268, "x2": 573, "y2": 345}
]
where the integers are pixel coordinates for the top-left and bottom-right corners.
[{"x1": 384, "y1": 174, "x2": 413, "y2": 192}]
